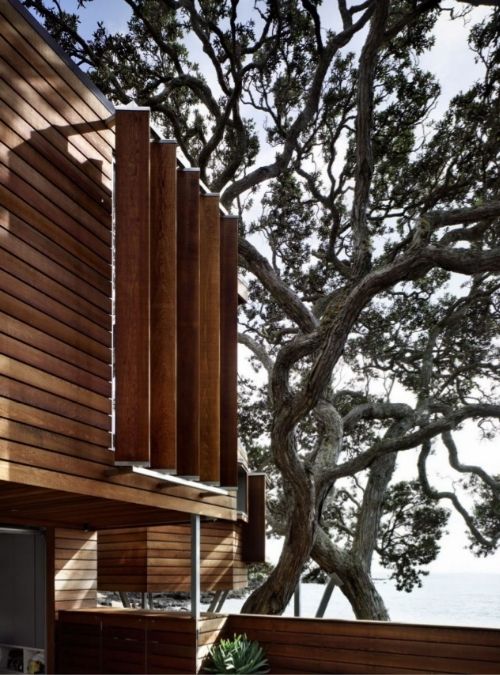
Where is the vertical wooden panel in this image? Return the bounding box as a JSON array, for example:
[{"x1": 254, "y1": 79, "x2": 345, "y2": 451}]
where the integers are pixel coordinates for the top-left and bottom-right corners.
[
  {"x1": 115, "y1": 108, "x2": 150, "y2": 465},
  {"x1": 176, "y1": 169, "x2": 201, "y2": 478},
  {"x1": 150, "y1": 141, "x2": 177, "y2": 471},
  {"x1": 45, "y1": 528, "x2": 55, "y2": 675},
  {"x1": 242, "y1": 473, "x2": 266, "y2": 563},
  {"x1": 219, "y1": 215, "x2": 239, "y2": 487},
  {"x1": 199, "y1": 195, "x2": 221, "y2": 484}
]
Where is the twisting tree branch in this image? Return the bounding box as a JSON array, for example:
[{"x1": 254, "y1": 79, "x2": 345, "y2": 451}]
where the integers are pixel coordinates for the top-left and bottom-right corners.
[{"x1": 417, "y1": 440, "x2": 495, "y2": 549}]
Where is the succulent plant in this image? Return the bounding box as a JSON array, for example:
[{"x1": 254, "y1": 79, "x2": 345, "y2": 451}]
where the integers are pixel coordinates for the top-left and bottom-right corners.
[{"x1": 205, "y1": 633, "x2": 269, "y2": 674}]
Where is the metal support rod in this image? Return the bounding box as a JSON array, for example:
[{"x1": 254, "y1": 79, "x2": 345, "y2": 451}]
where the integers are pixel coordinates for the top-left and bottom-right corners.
[
  {"x1": 215, "y1": 590, "x2": 229, "y2": 613},
  {"x1": 315, "y1": 575, "x2": 338, "y2": 618},
  {"x1": 208, "y1": 591, "x2": 222, "y2": 614},
  {"x1": 191, "y1": 514, "x2": 201, "y2": 620},
  {"x1": 293, "y1": 582, "x2": 301, "y2": 617}
]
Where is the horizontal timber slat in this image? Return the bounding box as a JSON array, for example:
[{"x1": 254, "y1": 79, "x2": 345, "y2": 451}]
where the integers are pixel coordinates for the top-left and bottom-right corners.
[{"x1": 226, "y1": 615, "x2": 500, "y2": 674}]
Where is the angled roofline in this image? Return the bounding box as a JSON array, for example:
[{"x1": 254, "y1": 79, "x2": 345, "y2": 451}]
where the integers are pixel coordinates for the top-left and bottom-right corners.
[{"x1": 8, "y1": 0, "x2": 115, "y2": 114}]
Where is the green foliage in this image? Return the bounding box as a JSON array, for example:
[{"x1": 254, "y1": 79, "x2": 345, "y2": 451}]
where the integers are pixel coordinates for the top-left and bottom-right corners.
[
  {"x1": 205, "y1": 634, "x2": 269, "y2": 674},
  {"x1": 379, "y1": 481, "x2": 449, "y2": 591},
  {"x1": 464, "y1": 474, "x2": 500, "y2": 556}
]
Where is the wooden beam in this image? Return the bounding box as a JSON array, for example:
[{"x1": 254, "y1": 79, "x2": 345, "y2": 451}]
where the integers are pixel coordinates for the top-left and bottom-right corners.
[
  {"x1": 199, "y1": 194, "x2": 221, "y2": 484},
  {"x1": 45, "y1": 527, "x2": 55, "y2": 675},
  {"x1": 176, "y1": 169, "x2": 200, "y2": 478},
  {"x1": 219, "y1": 215, "x2": 238, "y2": 487},
  {"x1": 114, "y1": 107, "x2": 150, "y2": 465},
  {"x1": 150, "y1": 141, "x2": 177, "y2": 472},
  {"x1": 242, "y1": 473, "x2": 266, "y2": 563}
]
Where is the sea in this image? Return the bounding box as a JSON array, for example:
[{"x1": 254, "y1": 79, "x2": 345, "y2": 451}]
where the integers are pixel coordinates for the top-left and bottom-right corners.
[{"x1": 201, "y1": 574, "x2": 500, "y2": 629}]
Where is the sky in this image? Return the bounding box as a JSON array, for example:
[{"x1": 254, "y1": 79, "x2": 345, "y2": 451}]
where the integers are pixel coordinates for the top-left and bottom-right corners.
[{"x1": 42, "y1": 1, "x2": 500, "y2": 576}]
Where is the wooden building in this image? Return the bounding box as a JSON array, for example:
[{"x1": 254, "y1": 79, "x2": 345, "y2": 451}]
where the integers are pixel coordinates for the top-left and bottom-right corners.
[
  {"x1": 3, "y1": 3, "x2": 499, "y2": 675},
  {"x1": 0, "y1": 1, "x2": 265, "y2": 672}
]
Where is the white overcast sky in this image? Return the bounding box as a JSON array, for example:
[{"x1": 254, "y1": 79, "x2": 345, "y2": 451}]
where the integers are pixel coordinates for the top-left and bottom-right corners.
[{"x1": 50, "y1": 1, "x2": 500, "y2": 575}]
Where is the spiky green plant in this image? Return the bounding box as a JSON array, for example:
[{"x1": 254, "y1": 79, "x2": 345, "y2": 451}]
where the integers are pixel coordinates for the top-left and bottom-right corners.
[{"x1": 205, "y1": 633, "x2": 269, "y2": 674}]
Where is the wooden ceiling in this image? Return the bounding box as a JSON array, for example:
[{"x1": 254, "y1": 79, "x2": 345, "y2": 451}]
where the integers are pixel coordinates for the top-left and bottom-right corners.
[{"x1": 0, "y1": 480, "x2": 198, "y2": 530}]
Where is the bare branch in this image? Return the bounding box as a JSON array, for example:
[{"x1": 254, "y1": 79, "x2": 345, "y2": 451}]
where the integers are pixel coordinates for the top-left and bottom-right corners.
[
  {"x1": 239, "y1": 237, "x2": 318, "y2": 333},
  {"x1": 418, "y1": 441, "x2": 495, "y2": 549},
  {"x1": 426, "y1": 200, "x2": 500, "y2": 228},
  {"x1": 442, "y1": 431, "x2": 500, "y2": 493},
  {"x1": 238, "y1": 332, "x2": 274, "y2": 374}
]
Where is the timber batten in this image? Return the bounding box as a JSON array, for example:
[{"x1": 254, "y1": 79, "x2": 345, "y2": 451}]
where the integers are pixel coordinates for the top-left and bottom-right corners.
[
  {"x1": 114, "y1": 108, "x2": 151, "y2": 466},
  {"x1": 219, "y1": 216, "x2": 239, "y2": 487},
  {"x1": 150, "y1": 141, "x2": 177, "y2": 472}
]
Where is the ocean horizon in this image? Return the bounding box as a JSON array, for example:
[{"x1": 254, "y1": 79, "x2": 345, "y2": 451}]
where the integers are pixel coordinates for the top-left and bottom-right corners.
[{"x1": 203, "y1": 572, "x2": 500, "y2": 629}]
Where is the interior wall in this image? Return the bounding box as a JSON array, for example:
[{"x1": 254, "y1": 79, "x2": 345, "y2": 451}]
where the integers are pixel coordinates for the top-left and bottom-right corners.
[{"x1": 0, "y1": 529, "x2": 45, "y2": 648}]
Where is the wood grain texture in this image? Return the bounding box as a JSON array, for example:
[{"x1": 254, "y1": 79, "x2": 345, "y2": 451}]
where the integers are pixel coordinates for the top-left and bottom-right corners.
[
  {"x1": 97, "y1": 522, "x2": 247, "y2": 592},
  {"x1": 199, "y1": 195, "x2": 221, "y2": 484},
  {"x1": 55, "y1": 610, "x2": 204, "y2": 674},
  {"x1": 54, "y1": 529, "x2": 97, "y2": 610},
  {"x1": 242, "y1": 473, "x2": 266, "y2": 563},
  {"x1": 219, "y1": 216, "x2": 239, "y2": 487},
  {"x1": 150, "y1": 142, "x2": 177, "y2": 471},
  {"x1": 114, "y1": 108, "x2": 150, "y2": 465},
  {"x1": 176, "y1": 169, "x2": 200, "y2": 478},
  {"x1": 226, "y1": 615, "x2": 500, "y2": 674},
  {"x1": 0, "y1": 31, "x2": 112, "y2": 168}
]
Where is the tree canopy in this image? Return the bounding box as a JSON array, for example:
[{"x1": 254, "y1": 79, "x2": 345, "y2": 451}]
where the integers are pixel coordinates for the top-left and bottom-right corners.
[{"x1": 26, "y1": 0, "x2": 500, "y2": 618}]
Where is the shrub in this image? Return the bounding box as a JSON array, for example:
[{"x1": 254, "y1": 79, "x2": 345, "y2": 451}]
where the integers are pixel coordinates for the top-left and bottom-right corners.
[{"x1": 205, "y1": 633, "x2": 269, "y2": 674}]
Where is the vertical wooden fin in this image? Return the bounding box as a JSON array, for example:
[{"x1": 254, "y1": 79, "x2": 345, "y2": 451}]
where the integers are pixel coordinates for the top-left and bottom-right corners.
[
  {"x1": 199, "y1": 194, "x2": 221, "y2": 484},
  {"x1": 114, "y1": 107, "x2": 150, "y2": 465},
  {"x1": 150, "y1": 141, "x2": 177, "y2": 471},
  {"x1": 176, "y1": 169, "x2": 201, "y2": 478},
  {"x1": 242, "y1": 473, "x2": 266, "y2": 563},
  {"x1": 220, "y1": 215, "x2": 238, "y2": 487}
]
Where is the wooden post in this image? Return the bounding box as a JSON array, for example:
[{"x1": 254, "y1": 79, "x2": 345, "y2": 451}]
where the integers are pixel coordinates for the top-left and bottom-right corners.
[
  {"x1": 114, "y1": 107, "x2": 150, "y2": 465},
  {"x1": 242, "y1": 473, "x2": 266, "y2": 563},
  {"x1": 150, "y1": 141, "x2": 177, "y2": 472},
  {"x1": 219, "y1": 215, "x2": 238, "y2": 487},
  {"x1": 191, "y1": 514, "x2": 200, "y2": 621},
  {"x1": 45, "y1": 528, "x2": 55, "y2": 675},
  {"x1": 199, "y1": 194, "x2": 221, "y2": 484},
  {"x1": 176, "y1": 169, "x2": 200, "y2": 478}
]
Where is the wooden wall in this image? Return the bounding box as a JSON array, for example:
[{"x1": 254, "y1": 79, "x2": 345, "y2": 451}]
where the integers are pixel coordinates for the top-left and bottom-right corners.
[
  {"x1": 97, "y1": 522, "x2": 248, "y2": 592},
  {"x1": 0, "y1": 1, "x2": 240, "y2": 525},
  {"x1": 54, "y1": 529, "x2": 97, "y2": 611},
  {"x1": 55, "y1": 610, "x2": 226, "y2": 674},
  {"x1": 0, "y1": 0, "x2": 113, "y2": 473},
  {"x1": 226, "y1": 614, "x2": 500, "y2": 674}
]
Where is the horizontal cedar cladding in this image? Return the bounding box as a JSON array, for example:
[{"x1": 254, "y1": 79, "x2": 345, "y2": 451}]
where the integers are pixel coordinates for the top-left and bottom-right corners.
[
  {"x1": 54, "y1": 528, "x2": 98, "y2": 611},
  {"x1": 226, "y1": 614, "x2": 500, "y2": 674},
  {"x1": 0, "y1": 0, "x2": 113, "y2": 477},
  {"x1": 0, "y1": 2, "x2": 239, "y2": 522},
  {"x1": 0, "y1": 0, "x2": 242, "y2": 524},
  {"x1": 97, "y1": 522, "x2": 248, "y2": 592}
]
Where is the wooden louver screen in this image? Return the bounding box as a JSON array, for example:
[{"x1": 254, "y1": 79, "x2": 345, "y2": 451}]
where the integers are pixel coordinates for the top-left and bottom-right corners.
[{"x1": 114, "y1": 109, "x2": 239, "y2": 486}]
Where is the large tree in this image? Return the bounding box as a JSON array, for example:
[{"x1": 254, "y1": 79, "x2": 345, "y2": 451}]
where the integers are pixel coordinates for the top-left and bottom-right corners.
[{"x1": 27, "y1": 0, "x2": 500, "y2": 619}]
